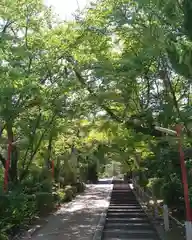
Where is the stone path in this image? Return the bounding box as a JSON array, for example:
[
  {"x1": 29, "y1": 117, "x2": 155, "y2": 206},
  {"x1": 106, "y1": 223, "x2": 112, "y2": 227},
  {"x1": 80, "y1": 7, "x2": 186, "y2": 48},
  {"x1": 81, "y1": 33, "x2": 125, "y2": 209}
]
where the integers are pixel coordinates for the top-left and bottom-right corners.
[{"x1": 31, "y1": 183, "x2": 113, "y2": 240}]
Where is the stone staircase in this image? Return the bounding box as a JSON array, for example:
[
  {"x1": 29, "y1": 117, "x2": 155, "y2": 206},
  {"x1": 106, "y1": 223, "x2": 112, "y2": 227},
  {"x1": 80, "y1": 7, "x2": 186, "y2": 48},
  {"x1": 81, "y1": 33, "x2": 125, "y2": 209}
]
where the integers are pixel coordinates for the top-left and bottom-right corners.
[{"x1": 102, "y1": 182, "x2": 159, "y2": 240}]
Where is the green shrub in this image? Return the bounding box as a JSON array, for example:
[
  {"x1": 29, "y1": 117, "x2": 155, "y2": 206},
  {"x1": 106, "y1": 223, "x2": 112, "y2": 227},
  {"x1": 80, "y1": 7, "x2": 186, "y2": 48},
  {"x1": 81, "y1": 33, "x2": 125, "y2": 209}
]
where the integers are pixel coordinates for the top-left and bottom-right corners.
[
  {"x1": 73, "y1": 182, "x2": 85, "y2": 193},
  {"x1": 138, "y1": 171, "x2": 148, "y2": 187},
  {"x1": 20, "y1": 168, "x2": 52, "y2": 194},
  {"x1": 0, "y1": 193, "x2": 36, "y2": 235},
  {"x1": 0, "y1": 195, "x2": 9, "y2": 215},
  {"x1": 57, "y1": 189, "x2": 66, "y2": 203},
  {"x1": 39, "y1": 168, "x2": 52, "y2": 182},
  {"x1": 40, "y1": 179, "x2": 52, "y2": 192},
  {"x1": 0, "y1": 173, "x2": 82, "y2": 237},
  {"x1": 35, "y1": 192, "x2": 54, "y2": 215},
  {"x1": 64, "y1": 185, "x2": 73, "y2": 202},
  {"x1": 62, "y1": 163, "x2": 76, "y2": 185},
  {"x1": 0, "y1": 233, "x2": 9, "y2": 240},
  {"x1": 160, "y1": 180, "x2": 183, "y2": 206},
  {"x1": 52, "y1": 191, "x2": 59, "y2": 202},
  {"x1": 147, "y1": 178, "x2": 164, "y2": 198},
  {"x1": 9, "y1": 194, "x2": 36, "y2": 223},
  {"x1": 189, "y1": 187, "x2": 192, "y2": 208},
  {"x1": 71, "y1": 186, "x2": 77, "y2": 197}
]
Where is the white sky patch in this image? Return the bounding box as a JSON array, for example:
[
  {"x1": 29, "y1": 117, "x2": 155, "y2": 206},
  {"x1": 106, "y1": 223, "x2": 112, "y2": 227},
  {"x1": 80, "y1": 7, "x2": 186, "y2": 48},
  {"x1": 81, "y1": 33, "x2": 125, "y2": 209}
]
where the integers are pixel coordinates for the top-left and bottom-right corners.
[{"x1": 44, "y1": 0, "x2": 91, "y2": 20}]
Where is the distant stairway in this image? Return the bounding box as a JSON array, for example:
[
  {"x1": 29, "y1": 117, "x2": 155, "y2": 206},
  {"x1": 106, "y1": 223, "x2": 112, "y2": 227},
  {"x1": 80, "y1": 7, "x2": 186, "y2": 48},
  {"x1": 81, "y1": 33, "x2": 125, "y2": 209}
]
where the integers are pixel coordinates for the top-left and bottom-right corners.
[{"x1": 102, "y1": 182, "x2": 159, "y2": 240}]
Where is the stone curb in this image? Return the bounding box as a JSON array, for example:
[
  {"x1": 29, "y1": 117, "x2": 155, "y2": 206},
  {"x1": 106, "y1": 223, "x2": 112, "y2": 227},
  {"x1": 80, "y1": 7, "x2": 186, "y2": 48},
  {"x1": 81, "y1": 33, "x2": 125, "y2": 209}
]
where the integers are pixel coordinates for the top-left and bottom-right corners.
[{"x1": 92, "y1": 179, "x2": 113, "y2": 240}]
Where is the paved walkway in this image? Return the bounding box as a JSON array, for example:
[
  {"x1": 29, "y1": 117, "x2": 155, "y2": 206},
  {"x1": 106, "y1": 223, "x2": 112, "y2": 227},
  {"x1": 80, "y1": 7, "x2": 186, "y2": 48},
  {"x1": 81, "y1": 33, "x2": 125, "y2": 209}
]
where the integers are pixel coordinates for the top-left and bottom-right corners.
[{"x1": 31, "y1": 183, "x2": 113, "y2": 240}]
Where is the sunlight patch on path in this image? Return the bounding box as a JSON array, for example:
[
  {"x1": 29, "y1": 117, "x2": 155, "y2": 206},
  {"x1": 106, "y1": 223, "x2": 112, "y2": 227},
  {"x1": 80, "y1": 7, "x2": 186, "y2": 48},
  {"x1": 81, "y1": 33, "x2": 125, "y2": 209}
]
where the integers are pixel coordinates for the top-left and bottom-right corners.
[{"x1": 31, "y1": 182, "x2": 113, "y2": 240}]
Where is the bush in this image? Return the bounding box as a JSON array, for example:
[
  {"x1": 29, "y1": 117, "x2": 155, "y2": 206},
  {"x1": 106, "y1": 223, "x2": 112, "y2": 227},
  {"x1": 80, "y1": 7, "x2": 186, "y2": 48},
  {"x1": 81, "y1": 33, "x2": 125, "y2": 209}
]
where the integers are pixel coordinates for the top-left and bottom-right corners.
[
  {"x1": 0, "y1": 195, "x2": 9, "y2": 215},
  {"x1": 73, "y1": 182, "x2": 85, "y2": 193},
  {"x1": 56, "y1": 189, "x2": 66, "y2": 203},
  {"x1": 147, "y1": 178, "x2": 164, "y2": 198},
  {"x1": 0, "y1": 193, "x2": 36, "y2": 235},
  {"x1": 35, "y1": 192, "x2": 54, "y2": 215},
  {"x1": 40, "y1": 179, "x2": 52, "y2": 192},
  {"x1": 0, "y1": 233, "x2": 8, "y2": 240},
  {"x1": 52, "y1": 191, "x2": 59, "y2": 202},
  {"x1": 20, "y1": 168, "x2": 52, "y2": 194},
  {"x1": 160, "y1": 180, "x2": 183, "y2": 207},
  {"x1": 0, "y1": 172, "x2": 83, "y2": 238},
  {"x1": 71, "y1": 186, "x2": 77, "y2": 197},
  {"x1": 64, "y1": 185, "x2": 74, "y2": 202},
  {"x1": 62, "y1": 164, "x2": 76, "y2": 185},
  {"x1": 138, "y1": 171, "x2": 148, "y2": 187},
  {"x1": 189, "y1": 187, "x2": 192, "y2": 208},
  {"x1": 10, "y1": 194, "x2": 36, "y2": 222}
]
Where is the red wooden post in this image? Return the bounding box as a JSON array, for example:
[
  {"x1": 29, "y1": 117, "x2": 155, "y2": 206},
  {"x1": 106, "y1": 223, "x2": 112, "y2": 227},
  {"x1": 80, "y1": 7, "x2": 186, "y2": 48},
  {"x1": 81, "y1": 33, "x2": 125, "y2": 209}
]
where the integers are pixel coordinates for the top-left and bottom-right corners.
[
  {"x1": 176, "y1": 125, "x2": 192, "y2": 221},
  {"x1": 4, "y1": 141, "x2": 12, "y2": 192}
]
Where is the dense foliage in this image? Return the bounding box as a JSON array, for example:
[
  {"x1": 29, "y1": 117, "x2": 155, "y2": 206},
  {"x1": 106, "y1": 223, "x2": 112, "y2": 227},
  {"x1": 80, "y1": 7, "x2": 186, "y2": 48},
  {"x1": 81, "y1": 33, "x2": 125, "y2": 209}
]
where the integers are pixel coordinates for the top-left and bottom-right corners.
[{"x1": 0, "y1": 0, "x2": 191, "y2": 237}]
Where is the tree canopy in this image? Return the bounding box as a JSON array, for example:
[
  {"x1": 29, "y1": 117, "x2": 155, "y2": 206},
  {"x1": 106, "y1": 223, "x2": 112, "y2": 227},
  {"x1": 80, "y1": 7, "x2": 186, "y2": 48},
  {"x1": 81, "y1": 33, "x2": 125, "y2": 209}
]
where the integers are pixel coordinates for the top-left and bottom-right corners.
[{"x1": 0, "y1": 0, "x2": 191, "y2": 238}]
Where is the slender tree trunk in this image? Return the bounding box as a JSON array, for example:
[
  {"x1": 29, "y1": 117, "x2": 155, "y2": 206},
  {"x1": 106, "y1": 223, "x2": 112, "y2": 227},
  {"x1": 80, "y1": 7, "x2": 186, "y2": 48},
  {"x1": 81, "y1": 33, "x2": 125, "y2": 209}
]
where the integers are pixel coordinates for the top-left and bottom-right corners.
[
  {"x1": 22, "y1": 112, "x2": 42, "y2": 169},
  {"x1": 46, "y1": 132, "x2": 53, "y2": 168},
  {"x1": 20, "y1": 114, "x2": 56, "y2": 181},
  {"x1": 6, "y1": 121, "x2": 18, "y2": 183}
]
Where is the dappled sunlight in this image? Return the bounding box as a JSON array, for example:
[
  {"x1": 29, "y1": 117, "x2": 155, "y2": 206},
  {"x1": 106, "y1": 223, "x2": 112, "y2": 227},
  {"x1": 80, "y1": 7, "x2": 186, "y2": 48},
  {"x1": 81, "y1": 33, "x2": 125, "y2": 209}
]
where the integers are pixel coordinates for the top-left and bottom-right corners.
[
  {"x1": 56, "y1": 184, "x2": 112, "y2": 215},
  {"x1": 57, "y1": 202, "x2": 86, "y2": 214},
  {"x1": 129, "y1": 183, "x2": 134, "y2": 189},
  {"x1": 31, "y1": 184, "x2": 112, "y2": 240}
]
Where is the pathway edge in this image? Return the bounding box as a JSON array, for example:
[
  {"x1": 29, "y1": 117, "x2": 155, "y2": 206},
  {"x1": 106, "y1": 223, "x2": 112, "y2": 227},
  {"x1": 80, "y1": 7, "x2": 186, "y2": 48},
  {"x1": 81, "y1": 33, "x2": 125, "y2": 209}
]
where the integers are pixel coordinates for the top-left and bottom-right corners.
[{"x1": 92, "y1": 178, "x2": 114, "y2": 240}]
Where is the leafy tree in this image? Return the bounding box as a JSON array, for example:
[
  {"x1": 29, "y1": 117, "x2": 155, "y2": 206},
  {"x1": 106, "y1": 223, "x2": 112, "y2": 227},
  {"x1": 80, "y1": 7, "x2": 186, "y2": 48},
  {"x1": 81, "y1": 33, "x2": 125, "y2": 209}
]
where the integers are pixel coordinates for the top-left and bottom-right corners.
[{"x1": 0, "y1": 0, "x2": 192, "y2": 236}]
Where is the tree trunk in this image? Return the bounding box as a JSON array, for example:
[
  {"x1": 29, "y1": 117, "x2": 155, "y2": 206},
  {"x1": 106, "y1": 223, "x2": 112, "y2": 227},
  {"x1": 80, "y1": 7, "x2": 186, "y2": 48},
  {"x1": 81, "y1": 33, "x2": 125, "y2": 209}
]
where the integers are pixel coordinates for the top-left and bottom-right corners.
[
  {"x1": 6, "y1": 121, "x2": 18, "y2": 183},
  {"x1": 20, "y1": 114, "x2": 56, "y2": 181},
  {"x1": 46, "y1": 132, "x2": 53, "y2": 168}
]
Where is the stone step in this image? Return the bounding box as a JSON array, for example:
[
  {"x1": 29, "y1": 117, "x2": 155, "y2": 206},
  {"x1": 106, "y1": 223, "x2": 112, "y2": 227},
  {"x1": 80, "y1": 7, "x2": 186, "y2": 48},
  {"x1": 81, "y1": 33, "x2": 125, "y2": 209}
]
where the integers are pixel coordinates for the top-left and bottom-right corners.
[
  {"x1": 111, "y1": 193, "x2": 133, "y2": 195},
  {"x1": 103, "y1": 238, "x2": 157, "y2": 240},
  {"x1": 106, "y1": 217, "x2": 150, "y2": 223},
  {"x1": 102, "y1": 184, "x2": 158, "y2": 240},
  {"x1": 111, "y1": 196, "x2": 136, "y2": 198},
  {"x1": 111, "y1": 192, "x2": 135, "y2": 194},
  {"x1": 110, "y1": 197, "x2": 137, "y2": 199},
  {"x1": 111, "y1": 198, "x2": 137, "y2": 200},
  {"x1": 110, "y1": 201, "x2": 138, "y2": 204},
  {"x1": 111, "y1": 197, "x2": 136, "y2": 200},
  {"x1": 111, "y1": 193, "x2": 135, "y2": 195},
  {"x1": 110, "y1": 198, "x2": 137, "y2": 200},
  {"x1": 112, "y1": 190, "x2": 131, "y2": 192},
  {"x1": 107, "y1": 212, "x2": 146, "y2": 218},
  {"x1": 109, "y1": 204, "x2": 141, "y2": 208},
  {"x1": 111, "y1": 198, "x2": 136, "y2": 200},
  {"x1": 111, "y1": 198, "x2": 136, "y2": 199},
  {"x1": 108, "y1": 208, "x2": 143, "y2": 212},
  {"x1": 108, "y1": 206, "x2": 141, "y2": 210},
  {"x1": 111, "y1": 191, "x2": 134, "y2": 193},
  {"x1": 102, "y1": 229, "x2": 157, "y2": 238},
  {"x1": 105, "y1": 222, "x2": 152, "y2": 229}
]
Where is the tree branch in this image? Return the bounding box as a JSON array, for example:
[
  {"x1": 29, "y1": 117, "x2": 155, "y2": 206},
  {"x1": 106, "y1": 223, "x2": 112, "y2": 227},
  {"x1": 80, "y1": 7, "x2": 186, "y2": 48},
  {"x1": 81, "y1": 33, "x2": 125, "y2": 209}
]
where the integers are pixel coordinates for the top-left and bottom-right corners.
[
  {"x1": 20, "y1": 114, "x2": 56, "y2": 181},
  {"x1": 73, "y1": 69, "x2": 123, "y2": 123},
  {"x1": 73, "y1": 67, "x2": 163, "y2": 137}
]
